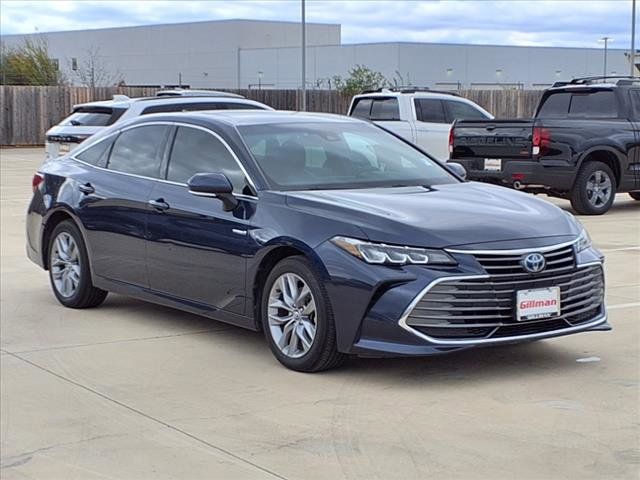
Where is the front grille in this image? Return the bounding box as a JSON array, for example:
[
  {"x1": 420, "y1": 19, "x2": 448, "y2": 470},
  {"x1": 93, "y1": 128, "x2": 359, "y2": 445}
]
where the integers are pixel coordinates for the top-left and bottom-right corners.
[
  {"x1": 474, "y1": 245, "x2": 575, "y2": 278},
  {"x1": 405, "y1": 263, "x2": 604, "y2": 341}
]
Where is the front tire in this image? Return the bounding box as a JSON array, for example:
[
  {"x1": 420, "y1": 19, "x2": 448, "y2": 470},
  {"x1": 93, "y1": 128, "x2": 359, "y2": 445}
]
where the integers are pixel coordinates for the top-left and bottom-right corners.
[
  {"x1": 261, "y1": 257, "x2": 346, "y2": 372},
  {"x1": 48, "y1": 220, "x2": 108, "y2": 308},
  {"x1": 629, "y1": 191, "x2": 640, "y2": 201},
  {"x1": 570, "y1": 161, "x2": 616, "y2": 215}
]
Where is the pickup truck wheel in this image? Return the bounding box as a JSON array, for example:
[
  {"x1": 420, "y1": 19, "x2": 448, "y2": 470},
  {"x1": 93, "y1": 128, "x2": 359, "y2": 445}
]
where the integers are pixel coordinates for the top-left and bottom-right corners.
[
  {"x1": 629, "y1": 192, "x2": 640, "y2": 201},
  {"x1": 570, "y1": 162, "x2": 616, "y2": 215}
]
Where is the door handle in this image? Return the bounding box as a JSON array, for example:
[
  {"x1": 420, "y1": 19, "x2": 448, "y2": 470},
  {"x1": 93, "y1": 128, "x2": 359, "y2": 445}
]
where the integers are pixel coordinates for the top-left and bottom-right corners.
[
  {"x1": 148, "y1": 199, "x2": 170, "y2": 211},
  {"x1": 78, "y1": 183, "x2": 95, "y2": 194}
]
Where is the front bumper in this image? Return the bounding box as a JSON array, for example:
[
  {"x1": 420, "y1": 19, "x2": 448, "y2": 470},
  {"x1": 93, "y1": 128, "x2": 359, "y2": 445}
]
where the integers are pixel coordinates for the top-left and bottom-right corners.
[
  {"x1": 318, "y1": 239, "x2": 609, "y2": 357},
  {"x1": 452, "y1": 158, "x2": 575, "y2": 192}
]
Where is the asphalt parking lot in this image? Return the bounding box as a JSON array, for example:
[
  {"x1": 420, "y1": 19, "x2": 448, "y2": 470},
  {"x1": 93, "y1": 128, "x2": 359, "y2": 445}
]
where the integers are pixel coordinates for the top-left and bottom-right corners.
[{"x1": 1, "y1": 147, "x2": 639, "y2": 480}]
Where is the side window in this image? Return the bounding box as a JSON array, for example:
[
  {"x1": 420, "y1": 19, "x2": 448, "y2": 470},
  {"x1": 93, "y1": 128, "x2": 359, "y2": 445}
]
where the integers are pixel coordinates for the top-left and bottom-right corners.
[
  {"x1": 630, "y1": 90, "x2": 640, "y2": 119},
  {"x1": 569, "y1": 91, "x2": 618, "y2": 118},
  {"x1": 167, "y1": 126, "x2": 249, "y2": 194},
  {"x1": 351, "y1": 98, "x2": 372, "y2": 119},
  {"x1": 445, "y1": 101, "x2": 488, "y2": 122},
  {"x1": 370, "y1": 98, "x2": 400, "y2": 121},
  {"x1": 415, "y1": 99, "x2": 446, "y2": 123},
  {"x1": 536, "y1": 92, "x2": 571, "y2": 118},
  {"x1": 75, "y1": 136, "x2": 115, "y2": 167},
  {"x1": 107, "y1": 125, "x2": 169, "y2": 178}
]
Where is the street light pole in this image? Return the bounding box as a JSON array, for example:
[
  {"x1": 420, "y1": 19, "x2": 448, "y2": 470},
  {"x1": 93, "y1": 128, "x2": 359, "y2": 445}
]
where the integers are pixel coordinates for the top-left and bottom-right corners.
[
  {"x1": 600, "y1": 36, "x2": 612, "y2": 78},
  {"x1": 301, "y1": 0, "x2": 306, "y2": 111},
  {"x1": 632, "y1": 0, "x2": 637, "y2": 77}
]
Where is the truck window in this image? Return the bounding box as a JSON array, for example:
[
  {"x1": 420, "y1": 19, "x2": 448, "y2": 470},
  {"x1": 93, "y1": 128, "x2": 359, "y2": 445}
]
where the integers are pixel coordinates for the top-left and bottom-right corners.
[
  {"x1": 415, "y1": 99, "x2": 446, "y2": 123},
  {"x1": 445, "y1": 101, "x2": 488, "y2": 122},
  {"x1": 370, "y1": 98, "x2": 400, "y2": 121},
  {"x1": 351, "y1": 98, "x2": 372, "y2": 119},
  {"x1": 569, "y1": 91, "x2": 617, "y2": 118},
  {"x1": 630, "y1": 90, "x2": 640, "y2": 119},
  {"x1": 536, "y1": 92, "x2": 571, "y2": 117}
]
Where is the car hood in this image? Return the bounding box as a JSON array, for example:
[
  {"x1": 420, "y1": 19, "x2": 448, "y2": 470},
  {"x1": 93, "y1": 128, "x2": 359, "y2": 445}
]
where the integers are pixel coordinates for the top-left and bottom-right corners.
[{"x1": 285, "y1": 182, "x2": 581, "y2": 249}]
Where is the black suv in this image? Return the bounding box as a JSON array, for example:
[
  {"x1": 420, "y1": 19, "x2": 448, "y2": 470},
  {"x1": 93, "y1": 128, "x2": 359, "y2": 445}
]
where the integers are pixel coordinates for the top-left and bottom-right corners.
[{"x1": 450, "y1": 76, "x2": 640, "y2": 214}]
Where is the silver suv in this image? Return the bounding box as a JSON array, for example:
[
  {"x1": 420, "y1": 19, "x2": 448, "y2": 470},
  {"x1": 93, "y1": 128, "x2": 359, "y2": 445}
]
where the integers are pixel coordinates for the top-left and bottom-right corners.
[{"x1": 45, "y1": 93, "x2": 272, "y2": 159}]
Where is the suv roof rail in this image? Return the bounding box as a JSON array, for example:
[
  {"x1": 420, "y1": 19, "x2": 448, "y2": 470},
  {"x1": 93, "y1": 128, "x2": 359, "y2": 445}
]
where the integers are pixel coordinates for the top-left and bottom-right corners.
[
  {"x1": 359, "y1": 86, "x2": 460, "y2": 96},
  {"x1": 552, "y1": 76, "x2": 640, "y2": 87}
]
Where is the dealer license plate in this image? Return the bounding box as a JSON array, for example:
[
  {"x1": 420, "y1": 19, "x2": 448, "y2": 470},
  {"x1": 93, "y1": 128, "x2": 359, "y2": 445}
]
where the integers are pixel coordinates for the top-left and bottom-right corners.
[
  {"x1": 484, "y1": 158, "x2": 502, "y2": 171},
  {"x1": 516, "y1": 287, "x2": 560, "y2": 321}
]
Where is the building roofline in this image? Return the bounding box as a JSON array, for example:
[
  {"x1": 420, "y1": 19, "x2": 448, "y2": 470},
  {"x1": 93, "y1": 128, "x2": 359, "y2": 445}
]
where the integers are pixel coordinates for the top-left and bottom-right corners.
[
  {"x1": 240, "y1": 40, "x2": 627, "y2": 53},
  {"x1": 0, "y1": 18, "x2": 340, "y2": 38}
]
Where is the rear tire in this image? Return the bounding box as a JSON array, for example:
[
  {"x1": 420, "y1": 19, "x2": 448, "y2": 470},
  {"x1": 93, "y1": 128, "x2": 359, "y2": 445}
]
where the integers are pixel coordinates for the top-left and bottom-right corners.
[
  {"x1": 261, "y1": 257, "x2": 346, "y2": 372},
  {"x1": 48, "y1": 220, "x2": 108, "y2": 309},
  {"x1": 629, "y1": 191, "x2": 640, "y2": 201},
  {"x1": 570, "y1": 161, "x2": 616, "y2": 215}
]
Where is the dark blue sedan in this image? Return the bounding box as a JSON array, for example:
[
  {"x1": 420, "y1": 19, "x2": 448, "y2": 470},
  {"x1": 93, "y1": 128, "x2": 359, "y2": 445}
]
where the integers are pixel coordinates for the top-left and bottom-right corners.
[{"x1": 26, "y1": 111, "x2": 610, "y2": 371}]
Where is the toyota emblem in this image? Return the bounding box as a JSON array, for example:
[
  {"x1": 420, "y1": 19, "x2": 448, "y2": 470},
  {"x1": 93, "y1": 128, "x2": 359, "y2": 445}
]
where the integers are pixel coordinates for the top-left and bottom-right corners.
[{"x1": 522, "y1": 252, "x2": 546, "y2": 273}]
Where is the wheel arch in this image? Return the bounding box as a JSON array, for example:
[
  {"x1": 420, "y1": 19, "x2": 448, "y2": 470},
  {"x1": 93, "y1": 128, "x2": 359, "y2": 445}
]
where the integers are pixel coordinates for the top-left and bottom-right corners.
[
  {"x1": 576, "y1": 147, "x2": 624, "y2": 190},
  {"x1": 250, "y1": 240, "x2": 328, "y2": 331},
  {"x1": 41, "y1": 207, "x2": 88, "y2": 270}
]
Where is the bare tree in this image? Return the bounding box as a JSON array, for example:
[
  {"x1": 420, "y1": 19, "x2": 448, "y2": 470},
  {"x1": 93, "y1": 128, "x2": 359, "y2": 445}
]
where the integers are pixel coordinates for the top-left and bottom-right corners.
[{"x1": 70, "y1": 46, "x2": 122, "y2": 87}]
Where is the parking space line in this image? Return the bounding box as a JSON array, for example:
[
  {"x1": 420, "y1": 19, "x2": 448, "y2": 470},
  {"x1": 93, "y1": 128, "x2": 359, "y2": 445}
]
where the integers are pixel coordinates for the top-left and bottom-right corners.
[{"x1": 3, "y1": 350, "x2": 288, "y2": 480}]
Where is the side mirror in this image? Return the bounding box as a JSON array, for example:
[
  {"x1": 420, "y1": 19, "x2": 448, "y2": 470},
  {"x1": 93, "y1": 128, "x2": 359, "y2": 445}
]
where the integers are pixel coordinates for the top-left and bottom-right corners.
[
  {"x1": 187, "y1": 173, "x2": 238, "y2": 211},
  {"x1": 447, "y1": 162, "x2": 467, "y2": 180}
]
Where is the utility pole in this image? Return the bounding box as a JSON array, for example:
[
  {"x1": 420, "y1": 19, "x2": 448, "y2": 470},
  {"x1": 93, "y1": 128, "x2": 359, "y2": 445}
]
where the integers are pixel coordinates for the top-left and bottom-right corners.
[
  {"x1": 600, "y1": 36, "x2": 612, "y2": 78},
  {"x1": 301, "y1": 0, "x2": 306, "y2": 111},
  {"x1": 632, "y1": 0, "x2": 637, "y2": 77}
]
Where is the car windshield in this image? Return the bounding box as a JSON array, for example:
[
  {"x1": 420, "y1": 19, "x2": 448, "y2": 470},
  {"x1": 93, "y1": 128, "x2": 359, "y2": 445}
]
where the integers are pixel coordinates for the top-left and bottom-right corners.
[
  {"x1": 238, "y1": 121, "x2": 457, "y2": 190},
  {"x1": 60, "y1": 108, "x2": 119, "y2": 126}
]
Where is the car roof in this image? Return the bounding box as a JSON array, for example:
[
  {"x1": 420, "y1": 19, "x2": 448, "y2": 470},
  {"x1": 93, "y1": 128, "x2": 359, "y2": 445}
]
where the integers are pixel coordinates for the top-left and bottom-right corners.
[
  {"x1": 133, "y1": 110, "x2": 365, "y2": 127},
  {"x1": 73, "y1": 95, "x2": 262, "y2": 110},
  {"x1": 155, "y1": 89, "x2": 243, "y2": 98},
  {"x1": 353, "y1": 90, "x2": 467, "y2": 101}
]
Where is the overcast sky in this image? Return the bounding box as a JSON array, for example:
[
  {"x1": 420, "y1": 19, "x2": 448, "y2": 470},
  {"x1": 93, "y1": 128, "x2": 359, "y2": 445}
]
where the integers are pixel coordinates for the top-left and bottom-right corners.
[{"x1": 0, "y1": 0, "x2": 635, "y2": 49}]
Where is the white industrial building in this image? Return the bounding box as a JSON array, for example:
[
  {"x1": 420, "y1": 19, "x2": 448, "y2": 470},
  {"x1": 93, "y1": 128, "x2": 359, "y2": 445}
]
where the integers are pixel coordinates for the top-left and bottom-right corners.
[{"x1": 1, "y1": 19, "x2": 632, "y2": 89}]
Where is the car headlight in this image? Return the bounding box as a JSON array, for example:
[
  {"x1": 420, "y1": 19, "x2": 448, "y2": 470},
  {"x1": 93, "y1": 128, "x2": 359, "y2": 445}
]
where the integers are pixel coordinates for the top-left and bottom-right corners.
[
  {"x1": 575, "y1": 228, "x2": 592, "y2": 253},
  {"x1": 331, "y1": 236, "x2": 456, "y2": 266}
]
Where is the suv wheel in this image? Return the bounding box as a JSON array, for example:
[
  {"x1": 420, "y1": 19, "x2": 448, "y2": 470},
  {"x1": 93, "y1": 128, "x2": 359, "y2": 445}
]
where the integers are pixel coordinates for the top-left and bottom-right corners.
[
  {"x1": 48, "y1": 220, "x2": 108, "y2": 308},
  {"x1": 570, "y1": 161, "x2": 616, "y2": 215},
  {"x1": 629, "y1": 191, "x2": 640, "y2": 201},
  {"x1": 261, "y1": 257, "x2": 346, "y2": 372}
]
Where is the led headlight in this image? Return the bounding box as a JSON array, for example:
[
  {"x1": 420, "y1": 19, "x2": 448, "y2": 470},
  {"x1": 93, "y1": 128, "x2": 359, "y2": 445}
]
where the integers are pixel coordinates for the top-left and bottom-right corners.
[
  {"x1": 331, "y1": 236, "x2": 456, "y2": 266},
  {"x1": 575, "y1": 228, "x2": 592, "y2": 253}
]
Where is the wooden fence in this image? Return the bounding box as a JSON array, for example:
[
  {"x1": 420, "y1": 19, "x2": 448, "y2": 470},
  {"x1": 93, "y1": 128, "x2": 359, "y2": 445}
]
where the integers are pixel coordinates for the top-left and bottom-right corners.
[{"x1": 0, "y1": 86, "x2": 543, "y2": 146}]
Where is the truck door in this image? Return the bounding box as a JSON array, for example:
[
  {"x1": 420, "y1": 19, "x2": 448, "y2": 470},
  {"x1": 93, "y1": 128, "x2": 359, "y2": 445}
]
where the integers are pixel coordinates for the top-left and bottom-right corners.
[{"x1": 629, "y1": 89, "x2": 640, "y2": 190}]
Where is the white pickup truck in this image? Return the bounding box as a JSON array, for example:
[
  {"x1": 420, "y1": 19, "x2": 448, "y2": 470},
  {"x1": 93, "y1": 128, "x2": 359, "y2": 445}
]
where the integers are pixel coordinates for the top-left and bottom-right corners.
[{"x1": 348, "y1": 88, "x2": 493, "y2": 160}]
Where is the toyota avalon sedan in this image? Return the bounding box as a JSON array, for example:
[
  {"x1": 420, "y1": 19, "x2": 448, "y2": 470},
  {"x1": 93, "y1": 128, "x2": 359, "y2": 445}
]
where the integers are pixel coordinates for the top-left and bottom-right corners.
[{"x1": 26, "y1": 111, "x2": 610, "y2": 372}]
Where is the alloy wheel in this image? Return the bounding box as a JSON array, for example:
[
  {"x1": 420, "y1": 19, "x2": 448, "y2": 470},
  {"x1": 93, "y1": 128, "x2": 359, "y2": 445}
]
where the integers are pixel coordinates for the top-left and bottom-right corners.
[
  {"x1": 50, "y1": 232, "x2": 81, "y2": 298},
  {"x1": 267, "y1": 273, "x2": 317, "y2": 358},
  {"x1": 586, "y1": 170, "x2": 612, "y2": 208}
]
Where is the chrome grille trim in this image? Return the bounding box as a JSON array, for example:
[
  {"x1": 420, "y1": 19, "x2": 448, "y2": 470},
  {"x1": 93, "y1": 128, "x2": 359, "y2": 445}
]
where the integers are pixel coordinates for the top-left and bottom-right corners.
[{"x1": 398, "y1": 260, "x2": 606, "y2": 345}]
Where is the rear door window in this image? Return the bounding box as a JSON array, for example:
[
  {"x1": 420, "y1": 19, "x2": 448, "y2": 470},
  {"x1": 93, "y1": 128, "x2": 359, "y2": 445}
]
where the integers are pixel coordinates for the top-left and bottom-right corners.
[
  {"x1": 370, "y1": 98, "x2": 400, "y2": 120},
  {"x1": 350, "y1": 98, "x2": 373, "y2": 119},
  {"x1": 414, "y1": 99, "x2": 446, "y2": 123},
  {"x1": 568, "y1": 90, "x2": 618, "y2": 118},
  {"x1": 537, "y1": 92, "x2": 571, "y2": 117},
  {"x1": 444, "y1": 101, "x2": 489, "y2": 122},
  {"x1": 107, "y1": 125, "x2": 170, "y2": 178}
]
